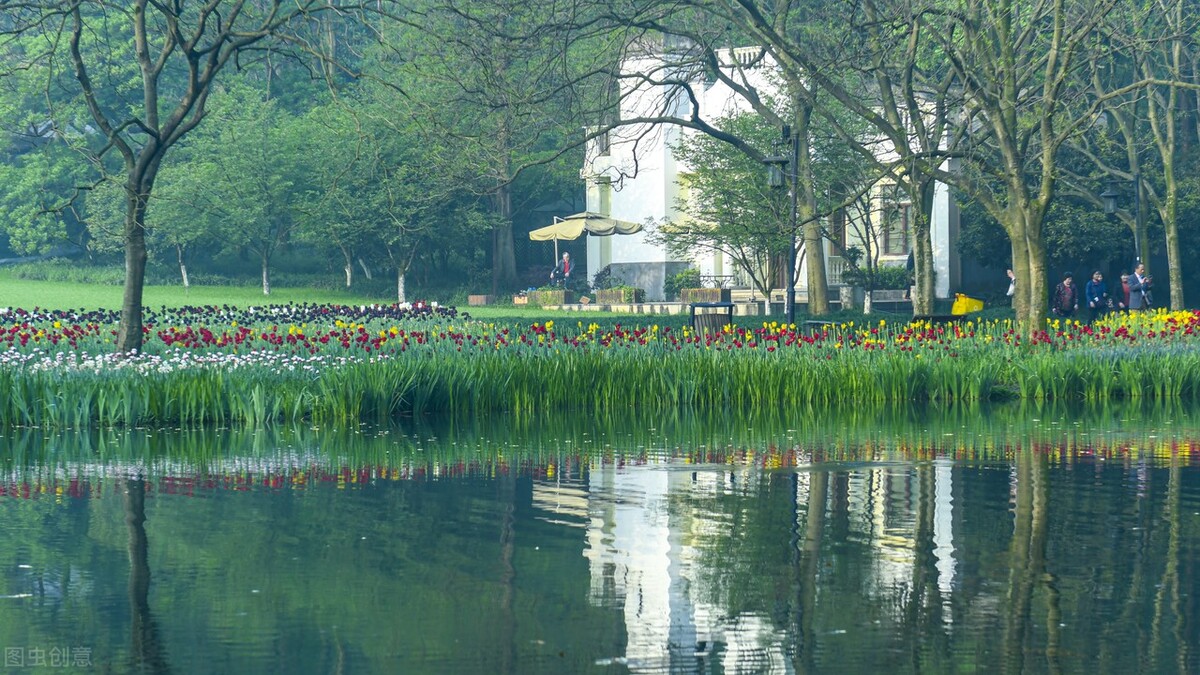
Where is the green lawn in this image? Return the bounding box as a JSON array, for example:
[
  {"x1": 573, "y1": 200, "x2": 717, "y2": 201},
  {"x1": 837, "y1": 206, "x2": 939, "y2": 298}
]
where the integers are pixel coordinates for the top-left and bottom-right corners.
[
  {"x1": 0, "y1": 274, "x2": 392, "y2": 309},
  {"x1": 0, "y1": 271, "x2": 973, "y2": 327},
  {"x1": 0, "y1": 275, "x2": 677, "y2": 319}
]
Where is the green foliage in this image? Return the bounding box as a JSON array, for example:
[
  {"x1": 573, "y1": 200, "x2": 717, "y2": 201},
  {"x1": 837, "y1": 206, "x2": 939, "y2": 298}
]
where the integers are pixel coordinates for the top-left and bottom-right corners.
[
  {"x1": 842, "y1": 263, "x2": 911, "y2": 291},
  {"x1": 6, "y1": 261, "x2": 125, "y2": 286},
  {"x1": 591, "y1": 265, "x2": 616, "y2": 290},
  {"x1": 873, "y1": 265, "x2": 913, "y2": 291},
  {"x1": 0, "y1": 144, "x2": 95, "y2": 255},
  {"x1": 662, "y1": 113, "x2": 790, "y2": 299},
  {"x1": 361, "y1": 0, "x2": 614, "y2": 292},
  {"x1": 961, "y1": 194, "x2": 1139, "y2": 277},
  {"x1": 664, "y1": 268, "x2": 701, "y2": 301}
]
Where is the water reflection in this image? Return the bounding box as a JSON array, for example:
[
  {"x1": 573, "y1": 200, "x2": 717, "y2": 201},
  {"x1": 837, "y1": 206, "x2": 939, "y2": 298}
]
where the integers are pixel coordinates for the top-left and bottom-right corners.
[
  {"x1": 124, "y1": 477, "x2": 171, "y2": 674},
  {"x1": 0, "y1": 402, "x2": 1198, "y2": 673}
]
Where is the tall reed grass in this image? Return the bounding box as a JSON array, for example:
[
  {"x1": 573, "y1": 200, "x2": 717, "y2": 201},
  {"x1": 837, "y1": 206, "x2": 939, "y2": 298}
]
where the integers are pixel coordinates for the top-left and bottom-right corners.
[
  {"x1": 3, "y1": 341, "x2": 1200, "y2": 428},
  {"x1": 4, "y1": 306, "x2": 1200, "y2": 428}
]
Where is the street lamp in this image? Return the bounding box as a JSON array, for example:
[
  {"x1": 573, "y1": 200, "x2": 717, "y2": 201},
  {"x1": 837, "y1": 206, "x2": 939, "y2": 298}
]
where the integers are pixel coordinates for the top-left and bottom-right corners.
[
  {"x1": 1100, "y1": 173, "x2": 1143, "y2": 267},
  {"x1": 763, "y1": 125, "x2": 799, "y2": 325}
]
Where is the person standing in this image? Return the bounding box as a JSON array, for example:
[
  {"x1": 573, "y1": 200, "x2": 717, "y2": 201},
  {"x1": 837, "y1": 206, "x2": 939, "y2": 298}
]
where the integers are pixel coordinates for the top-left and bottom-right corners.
[
  {"x1": 1128, "y1": 263, "x2": 1153, "y2": 310},
  {"x1": 1084, "y1": 271, "x2": 1109, "y2": 323},
  {"x1": 1052, "y1": 272, "x2": 1079, "y2": 318},
  {"x1": 1005, "y1": 268, "x2": 1016, "y2": 304},
  {"x1": 1118, "y1": 274, "x2": 1130, "y2": 310}
]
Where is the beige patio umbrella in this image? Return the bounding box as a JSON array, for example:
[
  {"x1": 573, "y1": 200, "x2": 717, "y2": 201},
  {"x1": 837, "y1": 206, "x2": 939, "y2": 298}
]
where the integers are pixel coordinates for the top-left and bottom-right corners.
[{"x1": 529, "y1": 212, "x2": 644, "y2": 259}]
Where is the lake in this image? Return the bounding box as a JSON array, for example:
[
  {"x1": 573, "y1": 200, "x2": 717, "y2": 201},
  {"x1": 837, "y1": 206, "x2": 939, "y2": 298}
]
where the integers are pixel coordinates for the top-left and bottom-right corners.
[{"x1": 1, "y1": 403, "x2": 1198, "y2": 673}]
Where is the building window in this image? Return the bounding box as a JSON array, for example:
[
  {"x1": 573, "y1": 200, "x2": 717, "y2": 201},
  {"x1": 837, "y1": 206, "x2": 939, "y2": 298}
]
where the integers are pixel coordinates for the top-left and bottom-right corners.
[
  {"x1": 596, "y1": 129, "x2": 610, "y2": 157},
  {"x1": 882, "y1": 200, "x2": 911, "y2": 255},
  {"x1": 830, "y1": 207, "x2": 847, "y2": 252}
]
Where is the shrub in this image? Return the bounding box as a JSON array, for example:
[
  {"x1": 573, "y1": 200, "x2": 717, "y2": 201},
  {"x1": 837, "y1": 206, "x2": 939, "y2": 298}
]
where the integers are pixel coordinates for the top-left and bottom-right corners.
[
  {"x1": 591, "y1": 265, "x2": 615, "y2": 290},
  {"x1": 873, "y1": 265, "x2": 914, "y2": 290},
  {"x1": 8, "y1": 261, "x2": 126, "y2": 285},
  {"x1": 842, "y1": 262, "x2": 912, "y2": 291},
  {"x1": 664, "y1": 267, "x2": 701, "y2": 301}
]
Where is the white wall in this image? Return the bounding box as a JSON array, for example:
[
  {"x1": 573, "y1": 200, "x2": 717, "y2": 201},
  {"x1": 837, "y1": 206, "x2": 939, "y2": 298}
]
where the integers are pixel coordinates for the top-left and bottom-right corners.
[{"x1": 583, "y1": 46, "x2": 959, "y2": 298}]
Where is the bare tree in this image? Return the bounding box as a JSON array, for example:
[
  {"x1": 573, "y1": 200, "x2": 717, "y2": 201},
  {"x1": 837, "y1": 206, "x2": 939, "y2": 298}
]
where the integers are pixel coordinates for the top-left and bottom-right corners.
[
  {"x1": 1, "y1": 0, "x2": 362, "y2": 351},
  {"x1": 1068, "y1": 0, "x2": 1199, "y2": 308}
]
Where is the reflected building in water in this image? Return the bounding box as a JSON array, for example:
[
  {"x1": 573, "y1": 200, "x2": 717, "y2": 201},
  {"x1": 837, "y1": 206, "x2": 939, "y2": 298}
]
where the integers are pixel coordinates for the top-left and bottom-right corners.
[{"x1": 574, "y1": 456, "x2": 959, "y2": 672}]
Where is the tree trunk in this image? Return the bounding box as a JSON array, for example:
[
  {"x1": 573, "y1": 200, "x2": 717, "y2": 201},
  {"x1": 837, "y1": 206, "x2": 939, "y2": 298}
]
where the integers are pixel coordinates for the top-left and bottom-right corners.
[
  {"x1": 117, "y1": 186, "x2": 150, "y2": 353},
  {"x1": 342, "y1": 246, "x2": 354, "y2": 288},
  {"x1": 358, "y1": 257, "x2": 373, "y2": 280},
  {"x1": 1134, "y1": 179, "x2": 1150, "y2": 273},
  {"x1": 912, "y1": 179, "x2": 937, "y2": 316},
  {"x1": 1010, "y1": 237, "x2": 1031, "y2": 324},
  {"x1": 1163, "y1": 191, "x2": 1183, "y2": 309},
  {"x1": 1148, "y1": 33, "x2": 1184, "y2": 309},
  {"x1": 802, "y1": 221, "x2": 828, "y2": 315},
  {"x1": 491, "y1": 181, "x2": 517, "y2": 294},
  {"x1": 1001, "y1": 203, "x2": 1048, "y2": 333},
  {"x1": 397, "y1": 268, "x2": 407, "y2": 303},
  {"x1": 261, "y1": 253, "x2": 271, "y2": 295},
  {"x1": 795, "y1": 103, "x2": 829, "y2": 315},
  {"x1": 1164, "y1": 8, "x2": 1184, "y2": 309},
  {"x1": 1023, "y1": 225, "x2": 1049, "y2": 329},
  {"x1": 175, "y1": 244, "x2": 189, "y2": 290}
]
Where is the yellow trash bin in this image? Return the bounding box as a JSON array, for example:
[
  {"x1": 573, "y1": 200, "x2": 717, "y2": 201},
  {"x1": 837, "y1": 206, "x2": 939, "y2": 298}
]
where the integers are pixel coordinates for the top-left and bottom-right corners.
[{"x1": 951, "y1": 293, "x2": 985, "y2": 315}]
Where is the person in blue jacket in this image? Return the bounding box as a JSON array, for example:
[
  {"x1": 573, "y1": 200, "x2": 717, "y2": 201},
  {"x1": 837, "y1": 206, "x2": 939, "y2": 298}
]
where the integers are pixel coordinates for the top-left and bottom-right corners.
[{"x1": 1084, "y1": 271, "x2": 1110, "y2": 323}]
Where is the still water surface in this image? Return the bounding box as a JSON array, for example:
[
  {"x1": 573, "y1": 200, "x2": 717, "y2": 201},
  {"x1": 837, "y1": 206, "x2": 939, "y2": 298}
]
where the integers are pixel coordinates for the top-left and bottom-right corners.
[{"x1": 1, "y1": 404, "x2": 1199, "y2": 674}]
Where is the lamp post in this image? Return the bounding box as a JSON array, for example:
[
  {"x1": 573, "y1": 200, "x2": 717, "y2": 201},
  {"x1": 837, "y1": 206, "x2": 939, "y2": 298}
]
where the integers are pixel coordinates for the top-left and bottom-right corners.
[
  {"x1": 763, "y1": 125, "x2": 799, "y2": 325},
  {"x1": 1100, "y1": 172, "x2": 1143, "y2": 267}
]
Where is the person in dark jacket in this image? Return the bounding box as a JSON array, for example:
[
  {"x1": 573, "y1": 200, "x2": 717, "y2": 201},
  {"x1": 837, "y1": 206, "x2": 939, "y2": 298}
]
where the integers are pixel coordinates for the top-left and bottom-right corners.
[
  {"x1": 1084, "y1": 271, "x2": 1109, "y2": 323},
  {"x1": 1052, "y1": 272, "x2": 1079, "y2": 318},
  {"x1": 1129, "y1": 263, "x2": 1153, "y2": 310},
  {"x1": 550, "y1": 252, "x2": 574, "y2": 287}
]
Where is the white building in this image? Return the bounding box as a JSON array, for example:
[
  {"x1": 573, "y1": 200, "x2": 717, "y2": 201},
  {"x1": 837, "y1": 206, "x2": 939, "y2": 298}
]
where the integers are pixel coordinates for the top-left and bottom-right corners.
[{"x1": 582, "y1": 45, "x2": 961, "y2": 302}]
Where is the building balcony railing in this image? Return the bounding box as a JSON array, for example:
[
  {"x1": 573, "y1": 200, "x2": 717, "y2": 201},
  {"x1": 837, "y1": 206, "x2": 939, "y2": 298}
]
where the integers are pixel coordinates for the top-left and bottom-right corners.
[
  {"x1": 825, "y1": 255, "x2": 846, "y2": 286},
  {"x1": 726, "y1": 254, "x2": 848, "y2": 290},
  {"x1": 699, "y1": 274, "x2": 735, "y2": 288}
]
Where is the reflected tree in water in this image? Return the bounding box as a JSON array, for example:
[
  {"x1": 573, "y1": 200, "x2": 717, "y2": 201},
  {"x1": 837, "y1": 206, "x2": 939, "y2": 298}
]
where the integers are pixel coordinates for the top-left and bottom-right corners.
[
  {"x1": 904, "y1": 465, "x2": 950, "y2": 672},
  {"x1": 123, "y1": 477, "x2": 170, "y2": 674},
  {"x1": 1003, "y1": 450, "x2": 1053, "y2": 673},
  {"x1": 792, "y1": 470, "x2": 826, "y2": 675}
]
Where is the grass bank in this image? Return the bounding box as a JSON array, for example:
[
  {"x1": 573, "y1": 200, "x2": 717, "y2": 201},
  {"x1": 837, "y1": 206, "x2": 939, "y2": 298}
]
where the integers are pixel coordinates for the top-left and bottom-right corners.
[{"x1": 2, "y1": 301, "x2": 1199, "y2": 428}]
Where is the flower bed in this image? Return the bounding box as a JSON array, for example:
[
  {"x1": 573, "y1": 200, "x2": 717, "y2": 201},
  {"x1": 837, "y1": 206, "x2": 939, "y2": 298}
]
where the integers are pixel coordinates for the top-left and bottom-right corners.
[{"x1": 4, "y1": 304, "x2": 1200, "y2": 427}]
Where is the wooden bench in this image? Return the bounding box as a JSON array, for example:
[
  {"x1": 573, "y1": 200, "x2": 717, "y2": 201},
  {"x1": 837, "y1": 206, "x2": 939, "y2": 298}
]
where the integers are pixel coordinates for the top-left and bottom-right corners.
[{"x1": 690, "y1": 301, "x2": 735, "y2": 332}]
